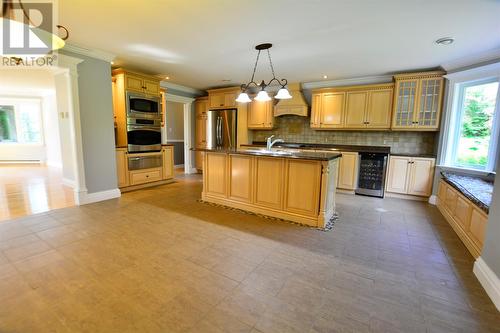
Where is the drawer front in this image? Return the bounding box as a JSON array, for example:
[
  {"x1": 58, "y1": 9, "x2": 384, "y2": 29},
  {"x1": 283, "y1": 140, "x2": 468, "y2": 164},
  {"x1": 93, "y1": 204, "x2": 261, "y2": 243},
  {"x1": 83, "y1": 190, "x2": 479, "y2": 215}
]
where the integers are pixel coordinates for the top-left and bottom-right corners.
[{"x1": 130, "y1": 169, "x2": 162, "y2": 185}]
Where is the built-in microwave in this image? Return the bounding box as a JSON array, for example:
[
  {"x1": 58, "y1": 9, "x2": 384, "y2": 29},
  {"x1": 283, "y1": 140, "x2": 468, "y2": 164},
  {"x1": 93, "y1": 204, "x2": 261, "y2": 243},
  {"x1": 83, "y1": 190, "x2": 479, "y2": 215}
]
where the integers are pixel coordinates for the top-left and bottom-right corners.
[{"x1": 126, "y1": 92, "x2": 160, "y2": 119}]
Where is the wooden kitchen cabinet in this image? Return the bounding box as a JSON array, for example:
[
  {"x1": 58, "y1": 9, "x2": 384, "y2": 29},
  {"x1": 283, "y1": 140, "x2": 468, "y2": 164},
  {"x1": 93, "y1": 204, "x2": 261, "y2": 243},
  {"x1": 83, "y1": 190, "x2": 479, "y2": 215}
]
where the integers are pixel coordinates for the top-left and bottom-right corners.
[
  {"x1": 195, "y1": 97, "x2": 208, "y2": 171},
  {"x1": 311, "y1": 83, "x2": 393, "y2": 130},
  {"x1": 392, "y1": 71, "x2": 444, "y2": 131},
  {"x1": 345, "y1": 91, "x2": 367, "y2": 127},
  {"x1": 310, "y1": 92, "x2": 345, "y2": 129},
  {"x1": 116, "y1": 148, "x2": 129, "y2": 188},
  {"x1": 366, "y1": 88, "x2": 393, "y2": 129},
  {"x1": 386, "y1": 155, "x2": 435, "y2": 197},
  {"x1": 248, "y1": 100, "x2": 274, "y2": 129},
  {"x1": 337, "y1": 152, "x2": 359, "y2": 190},
  {"x1": 437, "y1": 180, "x2": 488, "y2": 258},
  {"x1": 201, "y1": 150, "x2": 339, "y2": 228},
  {"x1": 207, "y1": 87, "x2": 239, "y2": 109},
  {"x1": 117, "y1": 70, "x2": 160, "y2": 96},
  {"x1": 116, "y1": 146, "x2": 174, "y2": 191},
  {"x1": 162, "y1": 145, "x2": 174, "y2": 180}
]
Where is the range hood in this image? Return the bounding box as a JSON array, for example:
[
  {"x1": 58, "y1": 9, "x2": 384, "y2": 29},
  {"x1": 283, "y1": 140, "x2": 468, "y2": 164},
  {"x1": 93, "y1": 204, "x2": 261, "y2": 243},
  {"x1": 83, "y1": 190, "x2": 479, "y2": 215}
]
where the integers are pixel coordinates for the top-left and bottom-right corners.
[{"x1": 273, "y1": 83, "x2": 309, "y2": 117}]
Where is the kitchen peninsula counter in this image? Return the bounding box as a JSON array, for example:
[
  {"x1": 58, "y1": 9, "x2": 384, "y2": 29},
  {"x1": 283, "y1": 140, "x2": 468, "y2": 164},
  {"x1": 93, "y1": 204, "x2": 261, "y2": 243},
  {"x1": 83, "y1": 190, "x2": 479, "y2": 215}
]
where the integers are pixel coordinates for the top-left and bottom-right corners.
[{"x1": 194, "y1": 148, "x2": 341, "y2": 229}]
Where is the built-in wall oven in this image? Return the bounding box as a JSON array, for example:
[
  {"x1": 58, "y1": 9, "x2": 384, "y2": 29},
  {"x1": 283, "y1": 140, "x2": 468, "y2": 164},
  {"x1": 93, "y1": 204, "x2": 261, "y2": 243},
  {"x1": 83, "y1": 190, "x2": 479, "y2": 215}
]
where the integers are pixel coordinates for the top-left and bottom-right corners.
[
  {"x1": 127, "y1": 118, "x2": 162, "y2": 153},
  {"x1": 126, "y1": 92, "x2": 160, "y2": 119}
]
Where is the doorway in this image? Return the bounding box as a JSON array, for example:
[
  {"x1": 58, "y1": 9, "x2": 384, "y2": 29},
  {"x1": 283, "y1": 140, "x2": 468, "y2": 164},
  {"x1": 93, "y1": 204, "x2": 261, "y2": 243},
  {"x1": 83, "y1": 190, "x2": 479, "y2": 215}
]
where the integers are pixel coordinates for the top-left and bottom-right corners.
[
  {"x1": 0, "y1": 54, "x2": 88, "y2": 221},
  {"x1": 163, "y1": 93, "x2": 195, "y2": 175}
]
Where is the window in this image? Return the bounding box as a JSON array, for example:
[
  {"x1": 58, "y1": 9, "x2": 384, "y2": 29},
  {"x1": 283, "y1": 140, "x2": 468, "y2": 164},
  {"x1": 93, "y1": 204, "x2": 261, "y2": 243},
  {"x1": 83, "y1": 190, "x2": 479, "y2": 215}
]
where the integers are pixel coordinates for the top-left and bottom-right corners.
[
  {"x1": 444, "y1": 75, "x2": 500, "y2": 172},
  {"x1": 0, "y1": 99, "x2": 43, "y2": 144}
]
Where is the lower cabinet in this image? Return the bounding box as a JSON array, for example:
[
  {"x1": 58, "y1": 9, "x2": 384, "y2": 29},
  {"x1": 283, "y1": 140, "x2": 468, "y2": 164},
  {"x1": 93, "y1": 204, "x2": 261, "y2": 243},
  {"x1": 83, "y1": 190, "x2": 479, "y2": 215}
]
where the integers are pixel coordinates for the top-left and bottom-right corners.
[
  {"x1": 116, "y1": 148, "x2": 129, "y2": 188},
  {"x1": 203, "y1": 153, "x2": 330, "y2": 225},
  {"x1": 386, "y1": 155, "x2": 435, "y2": 197},
  {"x1": 337, "y1": 152, "x2": 359, "y2": 190},
  {"x1": 437, "y1": 180, "x2": 488, "y2": 258},
  {"x1": 115, "y1": 146, "x2": 174, "y2": 190}
]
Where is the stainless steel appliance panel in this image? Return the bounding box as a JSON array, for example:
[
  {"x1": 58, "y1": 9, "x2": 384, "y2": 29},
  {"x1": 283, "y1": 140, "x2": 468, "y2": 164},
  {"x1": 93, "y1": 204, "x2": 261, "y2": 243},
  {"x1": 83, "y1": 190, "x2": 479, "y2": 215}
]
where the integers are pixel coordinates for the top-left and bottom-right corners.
[
  {"x1": 207, "y1": 109, "x2": 237, "y2": 149},
  {"x1": 127, "y1": 125, "x2": 162, "y2": 153},
  {"x1": 128, "y1": 154, "x2": 162, "y2": 170},
  {"x1": 126, "y1": 92, "x2": 160, "y2": 119},
  {"x1": 355, "y1": 153, "x2": 388, "y2": 198}
]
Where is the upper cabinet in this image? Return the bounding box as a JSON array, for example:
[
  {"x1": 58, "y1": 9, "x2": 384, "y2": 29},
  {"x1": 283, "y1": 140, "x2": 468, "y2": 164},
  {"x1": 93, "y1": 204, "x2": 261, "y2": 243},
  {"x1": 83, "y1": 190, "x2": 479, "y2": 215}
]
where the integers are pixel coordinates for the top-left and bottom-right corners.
[
  {"x1": 392, "y1": 71, "x2": 444, "y2": 131},
  {"x1": 248, "y1": 99, "x2": 274, "y2": 129},
  {"x1": 113, "y1": 69, "x2": 161, "y2": 96},
  {"x1": 311, "y1": 83, "x2": 393, "y2": 130},
  {"x1": 273, "y1": 83, "x2": 309, "y2": 117},
  {"x1": 311, "y1": 92, "x2": 345, "y2": 129},
  {"x1": 207, "y1": 87, "x2": 239, "y2": 109}
]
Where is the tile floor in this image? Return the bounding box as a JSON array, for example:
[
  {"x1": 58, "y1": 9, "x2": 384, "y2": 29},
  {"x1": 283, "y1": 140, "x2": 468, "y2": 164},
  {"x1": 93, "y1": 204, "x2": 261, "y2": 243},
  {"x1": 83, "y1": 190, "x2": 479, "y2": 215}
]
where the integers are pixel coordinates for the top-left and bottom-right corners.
[{"x1": 0, "y1": 174, "x2": 499, "y2": 332}]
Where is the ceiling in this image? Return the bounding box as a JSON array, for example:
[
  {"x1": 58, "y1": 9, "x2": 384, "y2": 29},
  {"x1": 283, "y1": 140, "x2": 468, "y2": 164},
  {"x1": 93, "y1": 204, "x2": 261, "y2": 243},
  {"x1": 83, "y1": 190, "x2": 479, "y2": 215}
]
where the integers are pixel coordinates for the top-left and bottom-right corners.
[{"x1": 60, "y1": 0, "x2": 500, "y2": 90}]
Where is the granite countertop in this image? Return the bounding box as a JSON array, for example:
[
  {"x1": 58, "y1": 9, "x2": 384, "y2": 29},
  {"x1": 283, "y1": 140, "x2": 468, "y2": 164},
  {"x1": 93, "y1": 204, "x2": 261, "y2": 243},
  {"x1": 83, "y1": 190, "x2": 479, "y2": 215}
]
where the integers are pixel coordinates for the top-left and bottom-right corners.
[
  {"x1": 193, "y1": 147, "x2": 342, "y2": 161},
  {"x1": 243, "y1": 142, "x2": 391, "y2": 154},
  {"x1": 441, "y1": 171, "x2": 493, "y2": 213}
]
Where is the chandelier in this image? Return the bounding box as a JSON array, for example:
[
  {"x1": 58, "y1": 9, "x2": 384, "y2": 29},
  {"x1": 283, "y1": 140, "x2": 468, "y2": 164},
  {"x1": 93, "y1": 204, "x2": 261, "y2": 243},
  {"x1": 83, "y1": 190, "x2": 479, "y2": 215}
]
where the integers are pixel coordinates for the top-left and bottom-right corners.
[{"x1": 236, "y1": 43, "x2": 292, "y2": 103}]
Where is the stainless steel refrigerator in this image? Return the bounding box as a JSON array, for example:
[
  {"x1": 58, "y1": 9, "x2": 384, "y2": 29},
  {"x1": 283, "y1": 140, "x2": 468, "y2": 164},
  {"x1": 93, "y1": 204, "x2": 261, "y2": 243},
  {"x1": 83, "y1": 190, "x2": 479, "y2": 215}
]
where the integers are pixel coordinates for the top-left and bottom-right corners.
[{"x1": 207, "y1": 109, "x2": 237, "y2": 149}]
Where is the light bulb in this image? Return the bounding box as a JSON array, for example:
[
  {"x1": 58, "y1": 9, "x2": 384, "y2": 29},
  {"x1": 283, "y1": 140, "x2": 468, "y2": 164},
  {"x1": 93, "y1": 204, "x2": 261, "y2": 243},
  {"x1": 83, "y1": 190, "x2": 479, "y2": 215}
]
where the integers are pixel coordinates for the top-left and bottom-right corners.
[
  {"x1": 235, "y1": 92, "x2": 251, "y2": 103},
  {"x1": 275, "y1": 88, "x2": 292, "y2": 99},
  {"x1": 255, "y1": 90, "x2": 271, "y2": 102}
]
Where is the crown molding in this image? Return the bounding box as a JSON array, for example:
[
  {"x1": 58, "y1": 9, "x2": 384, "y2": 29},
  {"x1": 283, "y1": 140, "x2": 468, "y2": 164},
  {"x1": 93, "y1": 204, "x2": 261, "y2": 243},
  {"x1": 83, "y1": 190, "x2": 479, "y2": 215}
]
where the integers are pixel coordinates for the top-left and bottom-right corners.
[
  {"x1": 442, "y1": 48, "x2": 500, "y2": 73},
  {"x1": 62, "y1": 43, "x2": 115, "y2": 63},
  {"x1": 301, "y1": 75, "x2": 393, "y2": 90},
  {"x1": 160, "y1": 81, "x2": 204, "y2": 96}
]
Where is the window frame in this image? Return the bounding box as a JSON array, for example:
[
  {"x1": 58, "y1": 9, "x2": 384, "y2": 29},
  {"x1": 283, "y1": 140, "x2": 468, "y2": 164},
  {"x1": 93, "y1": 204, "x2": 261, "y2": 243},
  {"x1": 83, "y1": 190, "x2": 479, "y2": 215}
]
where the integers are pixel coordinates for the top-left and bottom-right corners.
[
  {"x1": 440, "y1": 62, "x2": 500, "y2": 174},
  {"x1": 0, "y1": 97, "x2": 44, "y2": 145}
]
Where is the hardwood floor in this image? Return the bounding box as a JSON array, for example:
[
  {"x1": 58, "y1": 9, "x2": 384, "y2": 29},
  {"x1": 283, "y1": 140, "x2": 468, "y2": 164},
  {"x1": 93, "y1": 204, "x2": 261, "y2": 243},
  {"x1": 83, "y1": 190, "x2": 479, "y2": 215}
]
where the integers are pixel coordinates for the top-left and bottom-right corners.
[
  {"x1": 0, "y1": 164, "x2": 75, "y2": 222},
  {"x1": 0, "y1": 174, "x2": 499, "y2": 332}
]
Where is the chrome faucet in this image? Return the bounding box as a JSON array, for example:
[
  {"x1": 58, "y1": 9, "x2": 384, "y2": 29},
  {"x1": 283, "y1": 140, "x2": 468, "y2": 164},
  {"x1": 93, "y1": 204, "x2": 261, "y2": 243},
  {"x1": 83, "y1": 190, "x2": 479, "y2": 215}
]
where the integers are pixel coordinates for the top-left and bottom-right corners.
[{"x1": 266, "y1": 135, "x2": 284, "y2": 150}]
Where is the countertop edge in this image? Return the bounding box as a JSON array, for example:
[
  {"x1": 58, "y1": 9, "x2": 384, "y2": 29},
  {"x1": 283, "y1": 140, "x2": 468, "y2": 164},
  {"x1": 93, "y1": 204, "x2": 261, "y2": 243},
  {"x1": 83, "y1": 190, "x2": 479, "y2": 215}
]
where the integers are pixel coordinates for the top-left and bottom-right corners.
[{"x1": 192, "y1": 147, "x2": 342, "y2": 161}]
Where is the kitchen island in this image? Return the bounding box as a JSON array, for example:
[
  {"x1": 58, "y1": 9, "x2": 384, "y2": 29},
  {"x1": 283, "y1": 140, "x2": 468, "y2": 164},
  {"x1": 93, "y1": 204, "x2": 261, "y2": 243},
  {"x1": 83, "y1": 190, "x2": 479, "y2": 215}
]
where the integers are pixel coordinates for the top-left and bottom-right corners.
[{"x1": 195, "y1": 148, "x2": 342, "y2": 228}]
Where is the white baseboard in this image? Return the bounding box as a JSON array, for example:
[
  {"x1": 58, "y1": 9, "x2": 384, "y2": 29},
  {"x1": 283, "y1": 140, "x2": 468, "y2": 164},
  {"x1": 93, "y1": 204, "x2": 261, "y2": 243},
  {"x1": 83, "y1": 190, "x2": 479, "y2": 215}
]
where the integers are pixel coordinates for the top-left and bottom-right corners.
[
  {"x1": 188, "y1": 167, "x2": 198, "y2": 174},
  {"x1": 76, "y1": 188, "x2": 121, "y2": 205},
  {"x1": 428, "y1": 195, "x2": 437, "y2": 205},
  {"x1": 473, "y1": 257, "x2": 500, "y2": 311},
  {"x1": 62, "y1": 177, "x2": 76, "y2": 188}
]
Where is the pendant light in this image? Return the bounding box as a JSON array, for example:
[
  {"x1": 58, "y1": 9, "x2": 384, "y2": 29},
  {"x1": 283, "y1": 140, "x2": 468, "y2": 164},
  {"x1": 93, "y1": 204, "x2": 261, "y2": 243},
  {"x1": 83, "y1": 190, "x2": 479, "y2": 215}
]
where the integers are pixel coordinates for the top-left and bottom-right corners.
[
  {"x1": 236, "y1": 43, "x2": 291, "y2": 103},
  {"x1": 0, "y1": 0, "x2": 68, "y2": 57}
]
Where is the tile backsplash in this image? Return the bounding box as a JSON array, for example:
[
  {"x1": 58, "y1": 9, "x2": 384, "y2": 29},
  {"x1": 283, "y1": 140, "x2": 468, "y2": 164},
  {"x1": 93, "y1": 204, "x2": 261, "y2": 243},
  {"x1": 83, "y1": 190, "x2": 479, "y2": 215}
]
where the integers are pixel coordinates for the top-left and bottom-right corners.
[{"x1": 252, "y1": 116, "x2": 437, "y2": 155}]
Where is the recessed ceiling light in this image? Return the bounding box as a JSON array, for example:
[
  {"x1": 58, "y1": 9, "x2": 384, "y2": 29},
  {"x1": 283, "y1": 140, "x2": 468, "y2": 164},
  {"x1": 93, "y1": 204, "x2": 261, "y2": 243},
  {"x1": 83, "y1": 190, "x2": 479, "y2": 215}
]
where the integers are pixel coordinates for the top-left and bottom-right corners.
[
  {"x1": 435, "y1": 37, "x2": 454, "y2": 45},
  {"x1": 110, "y1": 61, "x2": 114, "y2": 65},
  {"x1": 165, "y1": 76, "x2": 170, "y2": 80},
  {"x1": 323, "y1": 75, "x2": 328, "y2": 79},
  {"x1": 221, "y1": 79, "x2": 232, "y2": 82}
]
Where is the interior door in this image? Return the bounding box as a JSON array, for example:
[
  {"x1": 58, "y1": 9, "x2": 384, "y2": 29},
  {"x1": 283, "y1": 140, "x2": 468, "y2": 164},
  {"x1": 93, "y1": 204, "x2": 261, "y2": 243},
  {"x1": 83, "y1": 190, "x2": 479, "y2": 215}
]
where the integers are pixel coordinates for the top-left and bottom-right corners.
[
  {"x1": 344, "y1": 91, "x2": 368, "y2": 128},
  {"x1": 320, "y1": 92, "x2": 345, "y2": 128}
]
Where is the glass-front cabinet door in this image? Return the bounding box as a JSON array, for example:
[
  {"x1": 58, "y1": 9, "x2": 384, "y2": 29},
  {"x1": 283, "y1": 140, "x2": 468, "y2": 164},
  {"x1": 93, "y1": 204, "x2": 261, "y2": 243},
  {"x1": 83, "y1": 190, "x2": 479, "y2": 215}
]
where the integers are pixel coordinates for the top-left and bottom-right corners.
[
  {"x1": 393, "y1": 79, "x2": 418, "y2": 129},
  {"x1": 392, "y1": 72, "x2": 444, "y2": 131},
  {"x1": 416, "y1": 77, "x2": 443, "y2": 129}
]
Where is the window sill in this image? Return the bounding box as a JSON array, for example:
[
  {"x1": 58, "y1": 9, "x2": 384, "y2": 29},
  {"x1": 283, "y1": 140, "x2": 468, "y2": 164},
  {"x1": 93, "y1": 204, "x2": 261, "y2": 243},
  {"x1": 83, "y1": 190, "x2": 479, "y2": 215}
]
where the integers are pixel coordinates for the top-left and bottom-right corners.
[{"x1": 437, "y1": 165, "x2": 496, "y2": 178}]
